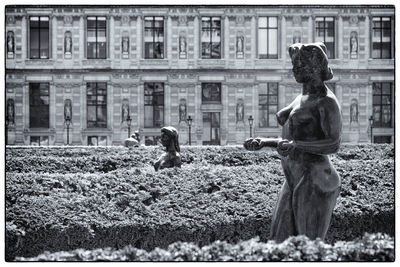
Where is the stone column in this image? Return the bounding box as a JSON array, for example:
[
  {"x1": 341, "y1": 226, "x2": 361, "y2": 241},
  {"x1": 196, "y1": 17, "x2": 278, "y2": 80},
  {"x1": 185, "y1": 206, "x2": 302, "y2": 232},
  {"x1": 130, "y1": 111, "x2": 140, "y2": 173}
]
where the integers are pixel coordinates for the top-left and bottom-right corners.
[
  {"x1": 365, "y1": 16, "x2": 370, "y2": 59},
  {"x1": 137, "y1": 16, "x2": 142, "y2": 60},
  {"x1": 167, "y1": 15, "x2": 172, "y2": 66},
  {"x1": 21, "y1": 16, "x2": 27, "y2": 60},
  {"x1": 251, "y1": 16, "x2": 256, "y2": 67},
  {"x1": 308, "y1": 16, "x2": 313, "y2": 43},
  {"x1": 338, "y1": 15, "x2": 343, "y2": 59},
  {"x1": 194, "y1": 15, "x2": 199, "y2": 62},
  {"x1": 109, "y1": 15, "x2": 115, "y2": 61},
  {"x1": 164, "y1": 83, "x2": 171, "y2": 125},
  {"x1": 79, "y1": 16, "x2": 84, "y2": 61},
  {"x1": 49, "y1": 82, "x2": 56, "y2": 132},
  {"x1": 195, "y1": 83, "x2": 201, "y2": 145},
  {"x1": 224, "y1": 15, "x2": 229, "y2": 60},
  {"x1": 138, "y1": 83, "x2": 144, "y2": 130},
  {"x1": 23, "y1": 82, "x2": 29, "y2": 130},
  {"x1": 281, "y1": 15, "x2": 286, "y2": 61},
  {"x1": 52, "y1": 16, "x2": 57, "y2": 60}
]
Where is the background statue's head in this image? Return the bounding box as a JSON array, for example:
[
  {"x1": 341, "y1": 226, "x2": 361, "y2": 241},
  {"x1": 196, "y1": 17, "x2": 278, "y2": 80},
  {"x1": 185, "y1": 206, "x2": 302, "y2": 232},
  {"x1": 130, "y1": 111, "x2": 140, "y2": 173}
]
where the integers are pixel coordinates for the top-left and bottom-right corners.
[
  {"x1": 288, "y1": 42, "x2": 333, "y2": 85},
  {"x1": 160, "y1": 126, "x2": 180, "y2": 153}
]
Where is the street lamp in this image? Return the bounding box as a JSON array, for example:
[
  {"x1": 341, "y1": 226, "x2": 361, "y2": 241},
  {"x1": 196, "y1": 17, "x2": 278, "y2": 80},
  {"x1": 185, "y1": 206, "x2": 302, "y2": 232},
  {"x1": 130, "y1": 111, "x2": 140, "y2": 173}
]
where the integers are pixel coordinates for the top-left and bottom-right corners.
[
  {"x1": 248, "y1": 115, "x2": 254, "y2": 138},
  {"x1": 126, "y1": 114, "x2": 132, "y2": 138},
  {"x1": 187, "y1": 115, "x2": 193, "y2": 145},
  {"x1": 65, "y1": 115, "x2": 72, "y2": 145},
  {"x1": 369, "y1": 115, "x2": 374, "y2": 143}
]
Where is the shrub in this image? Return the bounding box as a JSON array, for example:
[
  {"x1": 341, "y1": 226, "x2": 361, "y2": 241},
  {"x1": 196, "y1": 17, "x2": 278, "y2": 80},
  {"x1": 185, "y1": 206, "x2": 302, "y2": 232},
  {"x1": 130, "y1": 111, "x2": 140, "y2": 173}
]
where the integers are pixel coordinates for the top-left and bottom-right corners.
[
  {"x1": 6, "y1": 144, "x2": 394, "y2": 261},
  {"x1": 16, "y1": 233, "x2": 394, "y2": 261}
]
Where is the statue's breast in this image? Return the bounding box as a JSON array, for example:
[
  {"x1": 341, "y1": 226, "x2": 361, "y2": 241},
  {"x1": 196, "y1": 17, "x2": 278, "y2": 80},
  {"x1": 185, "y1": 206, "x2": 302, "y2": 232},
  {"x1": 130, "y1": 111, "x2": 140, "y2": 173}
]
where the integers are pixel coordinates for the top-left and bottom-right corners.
[{"x1": 289, "y1": 104, "x2": 323, "y2": 141}]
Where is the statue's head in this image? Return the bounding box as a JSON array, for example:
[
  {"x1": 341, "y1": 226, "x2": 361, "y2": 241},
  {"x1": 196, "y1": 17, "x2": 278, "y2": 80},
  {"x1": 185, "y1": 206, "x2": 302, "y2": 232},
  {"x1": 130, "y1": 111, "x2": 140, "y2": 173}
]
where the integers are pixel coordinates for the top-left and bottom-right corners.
[
  {"x1": 288, "y1": 42, "x2": 333, "y2": 85},
  {"x1": 160, "y1": 126, "x2": 180, "y2": 153}
]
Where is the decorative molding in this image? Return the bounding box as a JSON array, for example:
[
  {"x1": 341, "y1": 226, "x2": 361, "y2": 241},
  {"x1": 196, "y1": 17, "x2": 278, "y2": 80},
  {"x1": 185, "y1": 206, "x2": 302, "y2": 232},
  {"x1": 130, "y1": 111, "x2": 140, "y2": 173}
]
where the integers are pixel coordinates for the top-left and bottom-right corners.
[
  {"x1": 63, "y1": 15, "x2": 73, "y2": 25},
  {"x1": 178, "y1": 15, "x2": 188, "y2": 26},
  {"x1": 292, "y1": 15, "x2": 302, "y2": 26},
  {"x1": 121, "y1": 15, "x2": 130, "y2": 25},
  {"x1": 6, "y1": 15, "x2": 16, "y2": 25}
]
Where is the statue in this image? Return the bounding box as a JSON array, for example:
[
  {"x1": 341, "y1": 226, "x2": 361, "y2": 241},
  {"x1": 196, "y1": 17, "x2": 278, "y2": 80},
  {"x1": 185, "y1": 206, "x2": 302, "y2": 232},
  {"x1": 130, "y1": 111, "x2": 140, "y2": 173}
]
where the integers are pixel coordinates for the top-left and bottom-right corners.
[
  {"x1": 293, "y1": 31, "x2": 301, "y2": 44},
  {"x1": 121, "y1": 99, "x2": 129, "y2": 122},
  {"x1": 64, "y1": 99, "x2": 72, "y2": 120},
  {"x1": 237, "y1": 35, "x2": 244, "y2": 58},
  {"x1": 350, "y1": 98, "x2": 358, "y2": 123},
  {"x1": 350, "y1": 32, "x2": 358, "y2": 59},
  {"x1": 154, "y1": 126, "x2": 182, "y2": 171},
  {"x1": 236, "y1": 99, "x2": 244, "y2": 122},
  {"x1": 122, "y1": 36, "x2": 129, "y2": 53},
  {"x1": 6, "y1": 98, "x2": 15, "y2": 126},
  {"x1": 7, "y1": 31, "x2": 14, "y2": 54},
  {"x1": 244, "y1": 42, "x2": 342, "y2": 243},
  {"x1": 179, "y1": 99, "x2": 187, "y2": 123},
  {"x1": 179, "y1": 35, "x2": 186, "y2": 53},
  {"x1": 124, "y1": 131, "x2": 140, "y2": 147},
  {"x1": 64, "y1": 32, "x2": 72, "y2": 54}
]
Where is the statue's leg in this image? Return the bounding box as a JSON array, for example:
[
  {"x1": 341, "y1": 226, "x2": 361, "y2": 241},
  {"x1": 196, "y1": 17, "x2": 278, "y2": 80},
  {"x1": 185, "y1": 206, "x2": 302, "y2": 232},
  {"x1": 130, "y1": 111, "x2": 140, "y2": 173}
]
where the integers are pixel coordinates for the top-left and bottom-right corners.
[
  {"x1": 292, "y1": 169, "x2": 340, "y2": 240},
  {"x1": 269, "y1": 180, "x2": 296, "y2": 243}
]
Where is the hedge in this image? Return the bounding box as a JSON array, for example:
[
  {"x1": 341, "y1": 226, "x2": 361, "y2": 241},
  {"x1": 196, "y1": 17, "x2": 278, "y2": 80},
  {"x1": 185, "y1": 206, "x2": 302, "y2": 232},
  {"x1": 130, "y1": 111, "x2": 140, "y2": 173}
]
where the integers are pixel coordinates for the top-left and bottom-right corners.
[
  {"x1": 17, "y1": 233, "x2": 394, "y2": 261},
  {"x1": 5, "y1": 144, "x2": 394, "y2": 261}
]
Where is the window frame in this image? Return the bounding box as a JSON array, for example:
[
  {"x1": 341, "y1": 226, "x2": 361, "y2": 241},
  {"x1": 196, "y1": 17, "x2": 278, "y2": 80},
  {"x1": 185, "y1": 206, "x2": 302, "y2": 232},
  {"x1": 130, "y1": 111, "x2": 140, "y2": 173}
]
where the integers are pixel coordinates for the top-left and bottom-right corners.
[
  {"x1": 372, "y1": 82, "x2": 392, "y2": 128},
  {"x1": 371, "y1": 16, "x2": 393, "y2": 59},
  {"x1": 201, "y1": 16, "x2": 222, "y2": 59},
  {"x1": 86, "y1": 82, "x2": 108, "y2": 128},
  {"x1": 144, "y1": 16, "x2": 165, "y2": 59},
  {"x1": 144, "y1": 82, "x2": 165, "y2": 128},
  {"x1": 201, "y1": 83, "x2": 222, "y2": 104},
  {"x1": 257, "y1": 16, "x2": 279, "y2": 59},
  {"x1": 258, "y1": 83, "x2": 279, "y2": 128},
  {"x1": 29, "y1": 83, "x2": 50, "y2": 128},
  {"x1": 315, "y1": 16, "x2": 336, "y2": 59},
  {"x1": 86, "y1": 16, "x2": 107, "y2": 59},
  {"x1": 29, "y1": 16, "x2": 50, "y2": 59}
]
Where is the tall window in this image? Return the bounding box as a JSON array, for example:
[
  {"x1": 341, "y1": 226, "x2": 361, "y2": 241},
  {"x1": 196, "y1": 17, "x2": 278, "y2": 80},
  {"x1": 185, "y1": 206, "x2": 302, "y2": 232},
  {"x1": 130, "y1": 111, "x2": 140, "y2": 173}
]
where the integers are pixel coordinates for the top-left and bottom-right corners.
[
  {"x1": 372, "y1": 82, "x2": 392, "y2": 127},
  {"x1": 87, "y1": 82, "x2": 107, "y2": 128},
  {"x1": 87, "y1": 16, "x2": 107, "y2": 59},
  {"x1": 202, "y1": 83, "x2": 221, "y2": 103},
  {"x1": 201, "y1": 17, "x2": 221, "y2": 59},
  {"x1": 30, "y1": 16, "x2": 49, "y2": 59},
  {"x1": 372, "y1": 17, "x2": 392, "y2": 59},
  {"x1": 315, "y1": 17, "x2": 335, "y2": 59},
  {"x1": 144, "y1": 17, "x2": 164, "y2": 59},
  {"x1": 29, "y1": 83, "x2": 49, "y2": 128},
  {"x1": 259, "y1": 83, "x2": 278, "y2": 128},
  {"x1": 144, "y1": 82, "x2": 164, "y2": 128},
  {"x1": 258, "y1": 17, "x2": 278, "y2": 59}
]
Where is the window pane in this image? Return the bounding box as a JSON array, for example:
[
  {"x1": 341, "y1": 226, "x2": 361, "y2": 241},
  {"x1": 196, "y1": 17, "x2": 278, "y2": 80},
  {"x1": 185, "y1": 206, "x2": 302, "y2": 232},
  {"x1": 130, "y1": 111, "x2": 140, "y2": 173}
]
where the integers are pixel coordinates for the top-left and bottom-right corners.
[
  {"x1": 373, "y1": 95, "x2": 381, "y2": 104},
  {"x1": 382, "y1": 83, "x2": 391, "y2": 94},
  {"x1": 373, "y1": 106, "x2": 381, "y2": 122},
  {"x1": 98, "y1": 136, "x2": 107, "y2": 146},
  {"x1": 381, "y1": 42, "x2": 391, "y2": 59},
  {"x1": 30, "y1": 28, "x2": 40, "y2": 58},
  {"x1": 98, "y1": 42, "x2": 107, "y2": 59},
  {"x1": 259, "y1": 17, "x2": 267, "y2": 27},
  {"x1": 382, "y1": 106, "x2": 391, "y2": 126},
  {"x1": 268, "y1": 17, "x2": 277, "y2": 28},
  {"x1": 202, "y1": 17, "x2": 211, "y2": 28},
  {"x1": 40, "y1": 136, "x2": 49, "y2": 146},
  {"x1": 373, "y1": 83, "x2": 382, "y2": 95},
  {"x1": 268, "y1": 29, "x2": 278, "y2": 55},
  {"x1": 258, "y1": 29, "x2": 268, "y2": 55},
  {"x1": 269, "y1": 95, "x2": 278, "y2": 105},
  {"x1": 259, "y1": 95, "x2": 268, "y2": 105},
  {"x1": 31, "y1": 136, "x2": 40, "y2": 146},
  {"x1": 269, "y1": 114, "x2": 278, "y2": 127}
]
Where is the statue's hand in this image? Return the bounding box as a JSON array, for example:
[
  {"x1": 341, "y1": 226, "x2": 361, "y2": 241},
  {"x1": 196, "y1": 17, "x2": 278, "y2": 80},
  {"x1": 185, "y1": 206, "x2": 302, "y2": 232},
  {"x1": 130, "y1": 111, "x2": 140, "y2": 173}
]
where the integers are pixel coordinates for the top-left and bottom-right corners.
[
  {"x1": 277, "y1": 139, "x2": 295, "y2": 157},
  {"x1": 244, "y1": 138, "x2": 264, "y2": 151}
]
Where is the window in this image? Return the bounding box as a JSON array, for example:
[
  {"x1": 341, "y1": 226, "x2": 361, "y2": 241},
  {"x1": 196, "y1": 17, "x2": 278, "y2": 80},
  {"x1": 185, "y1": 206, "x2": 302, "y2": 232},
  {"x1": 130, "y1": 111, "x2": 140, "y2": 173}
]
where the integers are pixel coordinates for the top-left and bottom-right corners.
[
  {"x1": 87, "y1": 82, "x2": 107, "y2": 128},
  {"x1": 30, "y1": 136, "x2": 49, "y2": 146},
  {"x1": 29, "y1": 83, "x2": 49, "y2": 128},
  {"x1": 29, "y1": 16, "x2": 49, "y2": 59},
  {"x1": 372, "y1": 82, "x2": 392, "y2": 127},
  {"x1": 144, "y1": 82, "x2": 164, "y2": 128},
  {"x1": 259, "y1": 83, "x2": 278, "y2": 128},
  {"x1": 202, "y1": 112, "x2": 220, "y2": 145},
  {"x1": 88, "y1": 136, "x2": 107, "y2": 146},
  {"x1": 374, "y1": 136, "x2": 392, "y2": 144},
  {"x1": 201, "y1": 17, "x2": 221, "y2": 59},
  {"x1": 258, "y1": 17, "x2": 278, "y2": 59},
  {"x1": 87, "y1": 16, "x2": 107, "y2": 59},
  {"x1": 372, "y1": 17, "x2": 392, "y2": 59},
  {"x1": 144, "y1": 17, "x2": 164, "y2": 59},
  {"x1": 202, "y1": 83, "x2": 221, "y2": 103},
  {"x1": 315, "y1": 17, "x2": 335, "y2": 59}
]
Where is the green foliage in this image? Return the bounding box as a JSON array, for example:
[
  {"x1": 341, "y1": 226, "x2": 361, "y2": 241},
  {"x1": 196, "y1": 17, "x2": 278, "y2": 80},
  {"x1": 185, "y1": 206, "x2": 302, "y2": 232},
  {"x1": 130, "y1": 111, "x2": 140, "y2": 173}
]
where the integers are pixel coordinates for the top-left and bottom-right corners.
[
  {"x1": 6, "y1": 144, "x2": 394, "y2": 261},
  {"x1": 17, "y1": 233, "x2": 394, "y2": 261}
]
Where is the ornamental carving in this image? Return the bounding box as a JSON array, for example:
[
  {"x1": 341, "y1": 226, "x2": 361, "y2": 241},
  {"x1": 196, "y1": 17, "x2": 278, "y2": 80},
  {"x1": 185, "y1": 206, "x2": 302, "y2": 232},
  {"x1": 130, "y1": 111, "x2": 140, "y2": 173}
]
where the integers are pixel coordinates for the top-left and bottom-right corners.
[
  {"x1": 293, "y1": 15, "x2": 301, "y2": 26},
  {"x1": 6, "y1": 15, "x2": 15, "y2": 25},
  {"x1": 64, "y1": 15, "x2": 73, "y2": 25},
  {"x1": 236, "y1": 15, "x2": 245, "y2": 25},
  {"x1": 121, "y1": 15, "x2": 130, "y2": 25},
  {"x1": 178, "y1": 15, "x2": 187, "y2": 26},
  {"x1": 350, "y1": 16, "x2": 358, "y2": 26}
]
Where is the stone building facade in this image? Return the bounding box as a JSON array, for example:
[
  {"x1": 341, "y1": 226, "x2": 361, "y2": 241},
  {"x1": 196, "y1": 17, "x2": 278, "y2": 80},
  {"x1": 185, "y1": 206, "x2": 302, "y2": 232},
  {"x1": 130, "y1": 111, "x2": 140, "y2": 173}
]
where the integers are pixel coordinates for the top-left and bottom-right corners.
[{"x1": 5, "y1": 5, "x2": 395, "y2": 145}]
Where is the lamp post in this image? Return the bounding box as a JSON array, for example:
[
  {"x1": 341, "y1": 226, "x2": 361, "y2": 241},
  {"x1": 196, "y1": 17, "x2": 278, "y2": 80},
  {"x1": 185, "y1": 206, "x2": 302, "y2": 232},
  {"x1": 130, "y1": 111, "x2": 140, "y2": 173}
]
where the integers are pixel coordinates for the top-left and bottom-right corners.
[
  {"x1": 65, "y1": 115, "x2": 71, "y2": 145},
  {"x1": 248, "y1": 115, "x2": 254, "y2": 138},
  {"x1": 369, "y1": 115, "x2": 374, "y2": 143},
  {"x1": 126, "y1": 114, "x2": 132, "y2": 138},
  {"x1": 187, "y1": 115, "x2": 193, "y2": 145}
]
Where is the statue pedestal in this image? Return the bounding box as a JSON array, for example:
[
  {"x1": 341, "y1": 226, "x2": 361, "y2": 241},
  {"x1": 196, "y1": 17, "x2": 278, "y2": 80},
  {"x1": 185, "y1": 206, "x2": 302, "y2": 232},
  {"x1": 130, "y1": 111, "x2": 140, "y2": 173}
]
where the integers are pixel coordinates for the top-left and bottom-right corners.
[
  {"x1": 236, "y1": 52, "x2": 244, "y2": 59},
  {"x1": 7, "y1": 52, "x2": 14, "y2": 59},
  {"x1": 122, "y1": 52, "x2": 129, "y2": 59},
  {"x1": 64, "y1": 52, "x2": 72, "y2": 59},
  {"x1": 350, "y1": 52, "x2": 357, "y2": 59},
  {"x1": 179, "y1": 52, "x2": 187, "y2": 59}
]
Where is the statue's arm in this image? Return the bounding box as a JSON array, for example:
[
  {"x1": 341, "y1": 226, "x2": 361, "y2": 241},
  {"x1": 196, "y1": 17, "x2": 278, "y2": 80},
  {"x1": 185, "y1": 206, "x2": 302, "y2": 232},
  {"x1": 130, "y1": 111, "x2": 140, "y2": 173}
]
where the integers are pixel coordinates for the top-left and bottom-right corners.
[{"x1": 293, "y1": 97, "x2": 342, "y2": 155}]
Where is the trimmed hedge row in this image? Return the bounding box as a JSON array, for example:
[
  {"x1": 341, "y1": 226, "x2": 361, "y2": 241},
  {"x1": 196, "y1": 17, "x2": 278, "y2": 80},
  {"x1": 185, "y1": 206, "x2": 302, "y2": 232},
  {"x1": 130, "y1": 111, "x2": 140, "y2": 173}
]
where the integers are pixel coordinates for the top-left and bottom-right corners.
[
  {"x1": 6, "y1": 145, "x2": 394, "y2": 261},
  {"x1": 17, "y1": 233, "x2": 394, "y2": 261},
  {"x1": 6, "y1": 144, "x2": 394, "y2": 173}
]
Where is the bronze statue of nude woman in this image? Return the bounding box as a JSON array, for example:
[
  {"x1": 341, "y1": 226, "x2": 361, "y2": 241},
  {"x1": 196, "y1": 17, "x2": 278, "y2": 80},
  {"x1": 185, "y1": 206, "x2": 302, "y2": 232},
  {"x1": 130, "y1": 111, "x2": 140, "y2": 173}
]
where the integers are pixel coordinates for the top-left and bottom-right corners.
[{"x1": 244, "y1": 42, "x2": 342, "y2": 243}]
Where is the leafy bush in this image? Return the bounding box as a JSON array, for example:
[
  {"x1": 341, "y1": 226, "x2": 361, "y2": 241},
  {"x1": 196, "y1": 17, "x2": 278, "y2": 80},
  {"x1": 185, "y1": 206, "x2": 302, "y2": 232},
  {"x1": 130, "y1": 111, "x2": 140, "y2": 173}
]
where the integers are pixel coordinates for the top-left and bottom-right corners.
[
  {"x1": 6, "y1": 145, "x2": 394, "y2": 261},
  {"x1": 17, "y1": 233, "x2": 394, "y2": 261}
]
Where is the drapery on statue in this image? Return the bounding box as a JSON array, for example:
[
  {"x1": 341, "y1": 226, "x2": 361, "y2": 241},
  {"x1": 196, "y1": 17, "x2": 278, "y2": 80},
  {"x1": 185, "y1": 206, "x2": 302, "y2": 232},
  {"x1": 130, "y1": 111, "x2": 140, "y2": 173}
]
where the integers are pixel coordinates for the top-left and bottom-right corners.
[
  {"x1": 244, "y1": 42, "x2": 342, "y2": 243},
  {"x1": 154, "y1": 126, "x2": 182, "y2": 171}
]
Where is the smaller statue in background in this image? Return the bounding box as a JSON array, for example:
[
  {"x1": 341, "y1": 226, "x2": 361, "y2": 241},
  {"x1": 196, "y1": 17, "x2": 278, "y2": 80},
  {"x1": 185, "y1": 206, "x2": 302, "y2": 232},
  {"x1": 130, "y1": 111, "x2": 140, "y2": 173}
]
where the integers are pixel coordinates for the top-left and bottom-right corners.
[{"x1": 154, "y1": 126, "x2": 182, "y2": 171}]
